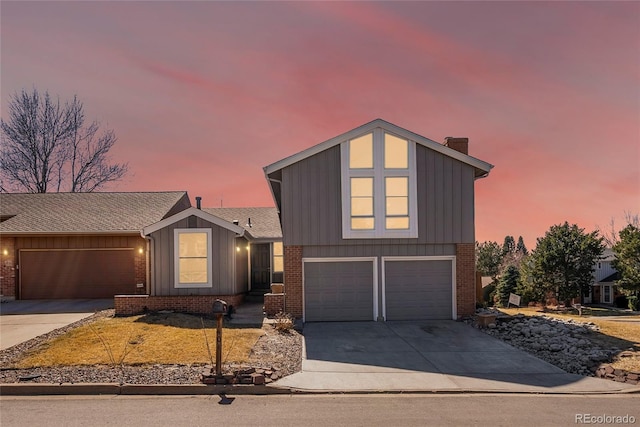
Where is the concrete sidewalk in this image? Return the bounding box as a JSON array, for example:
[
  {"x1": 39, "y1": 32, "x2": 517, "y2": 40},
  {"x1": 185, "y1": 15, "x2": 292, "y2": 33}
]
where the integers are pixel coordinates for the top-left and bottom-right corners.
[{"x1": 273, "y1": 321, "x2": 639, "y2": 394}]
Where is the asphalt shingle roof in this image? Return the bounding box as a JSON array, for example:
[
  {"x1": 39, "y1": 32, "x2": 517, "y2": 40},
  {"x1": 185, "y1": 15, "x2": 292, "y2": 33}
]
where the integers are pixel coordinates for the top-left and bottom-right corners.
[
  {"x1": 0, "y1": 192, "x2": 189, "y2": 234},
  {"x1": 203, "y1": 207, "x2": 282, "y2": 240}
]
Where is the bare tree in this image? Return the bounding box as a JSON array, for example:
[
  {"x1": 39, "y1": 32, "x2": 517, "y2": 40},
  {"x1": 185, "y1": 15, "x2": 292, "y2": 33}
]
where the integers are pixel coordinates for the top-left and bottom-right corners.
[
  {"x1": 599, "y1": 212, "x2": 640, "y2": 247},
  {"x1": 0, "y1": 88, "x2": 128, "y2": 193}
]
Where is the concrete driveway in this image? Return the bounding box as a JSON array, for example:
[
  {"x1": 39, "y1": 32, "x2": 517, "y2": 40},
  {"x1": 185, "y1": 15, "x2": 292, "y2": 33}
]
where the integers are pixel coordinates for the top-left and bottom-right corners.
[
  {"x1": 0, "y1": 299, "x2": 112, "y2": 350},
  {"x1": 274, "y1": 321, "x2": 638, "y2": 393}
]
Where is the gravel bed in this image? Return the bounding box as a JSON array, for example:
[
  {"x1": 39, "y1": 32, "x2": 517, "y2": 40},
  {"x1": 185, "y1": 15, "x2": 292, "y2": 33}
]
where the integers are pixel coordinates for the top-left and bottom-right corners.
[
  {"x1": 0, "y1": 310, "x2": 302, "y2": 385},
  {"x1": 467, "y1": 310, "x2": 633, "y2": 376}
]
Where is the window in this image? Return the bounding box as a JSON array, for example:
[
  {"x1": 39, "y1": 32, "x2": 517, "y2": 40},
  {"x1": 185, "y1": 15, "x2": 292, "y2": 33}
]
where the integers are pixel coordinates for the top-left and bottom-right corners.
[
  {"x1": 174, "y1": 229, "x2": 212, "y2": 288},
  {"x1": 341, "y1": 129, "x2": 417, "y2": 238},
  {"x1": 273, "y1": 241, "x2": 283, "y2": 272}
]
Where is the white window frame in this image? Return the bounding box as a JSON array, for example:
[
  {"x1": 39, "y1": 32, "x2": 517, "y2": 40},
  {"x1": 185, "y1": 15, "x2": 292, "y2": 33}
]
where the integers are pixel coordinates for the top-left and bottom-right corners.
[
  {"x1": 174, "y1": 228, "x2": 213, "y2": 288},
  {"x1": 272, "y1": 241, "x2": 284, "y2": 273},
  {"x1": 340, "y1": 129, "x2": 418, "y2": 239}
]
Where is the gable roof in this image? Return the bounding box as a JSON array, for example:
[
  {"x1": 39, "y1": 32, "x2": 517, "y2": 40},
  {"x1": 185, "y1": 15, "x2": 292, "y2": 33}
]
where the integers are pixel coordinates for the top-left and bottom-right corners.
[
  {"x1": 142, "y1": 207, "x2": 245, "y2": 236},
  {"x1": 203, "y1": 207, "x2": 282, "y2": 241},
  {"x1": 264, "y1": 118, "x2": 494, "y2": 178},
  {"x1": 0, "y1": 192, "x2": 190, "y2": 234},
  {"x1": 599, "y1": 271, "x2": 621, "y2": 283}
]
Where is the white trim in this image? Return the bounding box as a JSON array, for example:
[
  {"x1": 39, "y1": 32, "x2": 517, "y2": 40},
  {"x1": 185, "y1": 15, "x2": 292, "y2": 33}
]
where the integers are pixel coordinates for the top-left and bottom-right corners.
[
  {"x1": 341, "y1": 129, "x2": 418, "y2": 239},
  {"x1": 301, "y1": 257, "x2": 378, "y2": 323},
  {"x1": 143, "y1": 207, "x2": 245, "y2": 236},
  {"x1": 264, "y1": 118, "x2": 493, "y2": 178},
  {"x1": 173, "y1": 228, "x2": 213, "y2": 289},
  {"x1": 381, "y1": 256, "x2": 457, "y2": 321}
]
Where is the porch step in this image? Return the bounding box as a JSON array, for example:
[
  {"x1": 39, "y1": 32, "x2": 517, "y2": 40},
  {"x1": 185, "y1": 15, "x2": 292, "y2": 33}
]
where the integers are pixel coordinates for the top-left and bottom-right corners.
[{"x1": 245, "y1": 290, "x2": 269, "y2": 303}]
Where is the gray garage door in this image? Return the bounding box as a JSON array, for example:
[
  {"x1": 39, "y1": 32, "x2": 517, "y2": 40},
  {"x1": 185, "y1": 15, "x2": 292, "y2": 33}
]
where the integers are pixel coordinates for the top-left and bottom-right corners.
[
  {"x1": 385, "y1": 259, "x2": 453, "y2": 320},
  {"x1": 304, "y1": 260, "x2": 374, "y2": 322},
  {"x1": 20, "y1": 249, "x2": 136, "y2": 299}
]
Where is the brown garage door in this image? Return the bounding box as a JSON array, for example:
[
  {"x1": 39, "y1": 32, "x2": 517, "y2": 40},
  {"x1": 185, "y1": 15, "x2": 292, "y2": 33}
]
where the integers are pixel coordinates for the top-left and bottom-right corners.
[{"x1": 20, "y1": 249, "x2": 136, "y2": 299}]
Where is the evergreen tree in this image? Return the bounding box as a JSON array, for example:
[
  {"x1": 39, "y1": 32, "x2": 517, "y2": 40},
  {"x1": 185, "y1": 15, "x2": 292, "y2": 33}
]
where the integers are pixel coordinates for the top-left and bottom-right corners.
[
  {"x1": 516, "y1": 236, "x2": 528, "y2": 255},
  {"x1": 612, "y1": 224, "x2": 640, "y2": 296},
  {"x1": 529, "y1": 222, "x2": 605, "y2": 305},
  {"x1": 502, "y1": 235, "x2": 516, "y2": 256},
  {"x1": 497, "y1": 265, "x2": 520, "y2": 307}
]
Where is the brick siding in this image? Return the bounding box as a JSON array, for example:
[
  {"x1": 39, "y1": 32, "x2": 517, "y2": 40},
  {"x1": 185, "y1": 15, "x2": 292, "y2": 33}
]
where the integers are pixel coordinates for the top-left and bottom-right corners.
[
  {"x1": 0, "y1": 237, "x2": 16, "y2": 298},
  {"x1": 134, "y1": 247, "x2": 147, "y2": 295},
  {"x1": 456, "y1": 243, "x2": 476, "y2": 317},
  {"x1": 264, "y1": 293, "x2": 285, "y2": 316},
  {"x1": 114, "y1": 294, "x2": 244, "y2": 316},
  {"x1": 283, "y1": 245, "x2": 303, "y2": 318}
]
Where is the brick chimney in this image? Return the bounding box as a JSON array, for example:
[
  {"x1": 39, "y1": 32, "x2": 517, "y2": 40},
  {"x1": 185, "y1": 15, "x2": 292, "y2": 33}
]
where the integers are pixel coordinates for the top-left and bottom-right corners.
[{"x1": 444, "y1": 137, "x2": 468, "y2": 155}]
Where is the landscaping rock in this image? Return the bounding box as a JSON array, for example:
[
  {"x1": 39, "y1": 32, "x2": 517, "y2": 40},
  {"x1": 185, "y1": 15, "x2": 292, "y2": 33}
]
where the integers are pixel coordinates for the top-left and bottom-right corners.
[{"x1": 466, "y1": 313, "x2": 637, "y2": 384}]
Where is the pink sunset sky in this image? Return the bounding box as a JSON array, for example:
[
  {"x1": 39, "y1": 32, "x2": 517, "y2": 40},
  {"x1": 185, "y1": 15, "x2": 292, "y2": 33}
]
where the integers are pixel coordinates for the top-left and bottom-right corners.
[{"x1": 1, "y1": 1, "x2": 638, "y2": 247}]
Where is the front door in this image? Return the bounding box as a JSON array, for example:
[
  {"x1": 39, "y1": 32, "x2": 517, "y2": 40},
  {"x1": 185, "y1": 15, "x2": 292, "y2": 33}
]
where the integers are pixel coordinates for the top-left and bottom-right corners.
[
  {"x1": 593, "y1": 286, "x2": 601, "y2": 304},
  {"x1": 250, "y1": 243, "x2": 271, "y2": 290}
]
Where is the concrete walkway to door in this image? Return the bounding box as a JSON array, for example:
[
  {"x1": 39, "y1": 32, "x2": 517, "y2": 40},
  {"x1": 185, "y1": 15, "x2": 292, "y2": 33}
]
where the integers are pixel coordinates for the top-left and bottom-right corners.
[
  {"x1": 0, "y1": 299, "x2": 113, "y2": 350},
  {"x1": 273, "y1": 321, "x2": 638, "y2": 393}
]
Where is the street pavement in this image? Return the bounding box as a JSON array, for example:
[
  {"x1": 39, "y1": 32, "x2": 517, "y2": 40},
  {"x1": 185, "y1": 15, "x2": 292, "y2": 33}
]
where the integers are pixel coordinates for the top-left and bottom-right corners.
[{"x1": 1, "y1": 394, "x2": 638, "y2": 427}]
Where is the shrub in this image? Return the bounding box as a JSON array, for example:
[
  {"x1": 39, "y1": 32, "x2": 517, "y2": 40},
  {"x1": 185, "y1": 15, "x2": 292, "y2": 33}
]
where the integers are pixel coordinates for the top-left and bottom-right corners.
[
  {"x1": 614, "y1": 295, "x2": 628, "y2": 309},
  {"x1": 482, "y1": 283, "x2": 496, "y2": 307},
  {"x1": 628, "y1": 296, "x2": 639, "y2": 311},
  {"x1": 273, "y1": 311, "x2": 294, "y2": 333}
]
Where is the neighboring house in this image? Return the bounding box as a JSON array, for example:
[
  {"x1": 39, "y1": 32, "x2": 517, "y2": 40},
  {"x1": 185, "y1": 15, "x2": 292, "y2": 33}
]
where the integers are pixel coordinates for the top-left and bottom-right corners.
[
  {"x1": 0, "y1": 192, "x2": 190, "y2": 300},
  {"x1": 263, "y1": 119, "x2": 493, "y2": 321},
  {"x1": 586, "y1": 249, "x2": 622, "y2": 305}
]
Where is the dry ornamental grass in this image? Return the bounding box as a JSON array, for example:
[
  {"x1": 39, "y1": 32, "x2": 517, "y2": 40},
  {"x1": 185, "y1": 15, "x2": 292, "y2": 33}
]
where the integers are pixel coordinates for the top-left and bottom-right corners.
[{"x1": 14, "y1": 312, "x2": 264, "y2": 368}]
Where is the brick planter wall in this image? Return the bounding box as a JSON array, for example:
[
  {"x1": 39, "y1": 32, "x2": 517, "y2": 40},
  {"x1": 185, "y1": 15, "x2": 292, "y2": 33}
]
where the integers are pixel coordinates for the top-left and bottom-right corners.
[
  {"x1": 456, "y1": 243, "x2": 476, "y2": 318},
  {"x1": 0, "y1": 237, "x2": 16, "y2": 299},
  {"x1": 264, "y1": 293, "x2": 285, "y2": 316},
  {"x1": 283, "y1": 245, "x2": 302, "y2": 318},
  {"x1": 114, "y1": 294, "x2": 244, "y2": 316}
]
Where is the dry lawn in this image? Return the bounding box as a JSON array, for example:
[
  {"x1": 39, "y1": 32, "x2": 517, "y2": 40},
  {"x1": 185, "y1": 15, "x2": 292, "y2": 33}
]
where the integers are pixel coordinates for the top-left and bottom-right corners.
[
  {"x1": 500, "y1": 307, "x2": 640, "y2": 372},
  {"x1": 14, "y1": 312, "x2": 264, "y2": 368}
]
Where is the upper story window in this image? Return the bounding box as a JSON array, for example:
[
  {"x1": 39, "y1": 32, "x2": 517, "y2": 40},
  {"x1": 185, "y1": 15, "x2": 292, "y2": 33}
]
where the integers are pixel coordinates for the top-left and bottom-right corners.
[
  {"x1": 341, "y1": 129, "x2": 417, "y2": 239},
  {"x1": 174, "y1": 228, "x2": 212, "y2": 288}
]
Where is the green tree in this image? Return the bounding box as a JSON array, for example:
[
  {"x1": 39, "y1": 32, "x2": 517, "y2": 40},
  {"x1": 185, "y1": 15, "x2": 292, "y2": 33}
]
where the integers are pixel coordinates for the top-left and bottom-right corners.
[
  {"x1": 516, "y1": 236, "x2": 528, "y2": 256},
  {"x1": 517, "y1": 257, "x2": 546, "y2": 305},
  {"x1": 529, "y1": 222, "x2": 605, "y2": 305},
  {"x1": 612, "y1": 224, "x2": 640, "y2": 296},
  {"x1": 502, "y1": 235, "x2": 516, "y2": 257},
  {"x1": 496, "y1": 265, "x2": 520, "y2": 307},
  {"x1": 476, "y1": 241, "x2": 503, "y2": 281}
]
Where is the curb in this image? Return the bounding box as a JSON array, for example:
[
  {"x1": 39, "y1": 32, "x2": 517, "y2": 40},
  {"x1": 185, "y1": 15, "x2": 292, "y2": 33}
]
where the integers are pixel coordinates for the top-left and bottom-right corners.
[
  {"x1": 0, "y1": 383, "x2": 292, "y2": 396},
  {"x1": 1, "y1": 383, "x2": 638, "y2": 396}
]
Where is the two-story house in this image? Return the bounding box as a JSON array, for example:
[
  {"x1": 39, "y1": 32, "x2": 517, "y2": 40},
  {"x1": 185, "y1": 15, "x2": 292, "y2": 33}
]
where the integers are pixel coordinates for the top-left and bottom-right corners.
[{"x1": 264, "y1": 119, "x2": 493, "y2": 321}]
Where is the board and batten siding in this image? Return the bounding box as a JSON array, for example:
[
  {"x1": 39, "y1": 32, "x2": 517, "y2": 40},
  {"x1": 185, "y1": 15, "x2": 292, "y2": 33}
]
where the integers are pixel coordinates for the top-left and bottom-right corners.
[
  {"x1": 148, "y1": 216, "x2": 241, "y2": 296},
  {"x1": 280, "y1": 144, "x2": 476, "y2": 247}
]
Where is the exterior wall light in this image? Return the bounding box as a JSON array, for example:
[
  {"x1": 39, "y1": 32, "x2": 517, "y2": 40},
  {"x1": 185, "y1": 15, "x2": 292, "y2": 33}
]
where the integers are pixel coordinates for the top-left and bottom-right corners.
[
  {"x1": 138, "y1": 247, "x2": 144, "y2": 254},
  {"x1": 2, "y1": 249, "x2": 7, "y2": 256}
]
